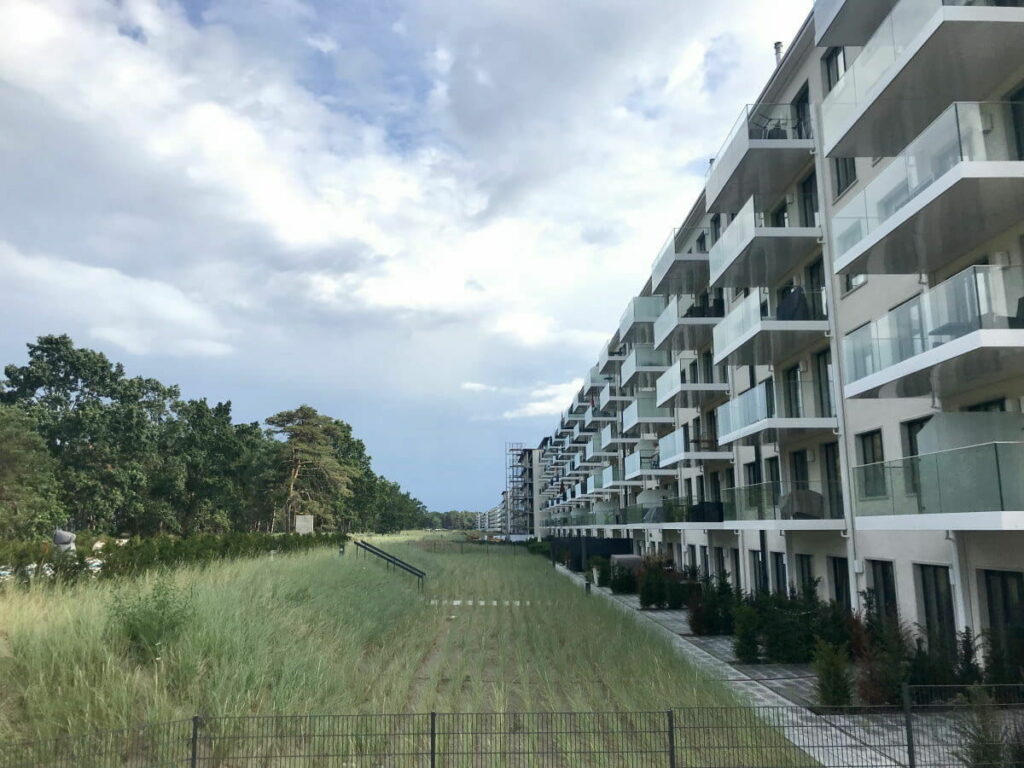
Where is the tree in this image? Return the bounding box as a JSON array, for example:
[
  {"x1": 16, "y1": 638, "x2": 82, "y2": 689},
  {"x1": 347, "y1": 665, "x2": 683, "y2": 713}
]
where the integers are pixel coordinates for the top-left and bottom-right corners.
[
  {"x1": 0, "y1": 406, "x2": 66, "y2": 538},
  {"x1": 265, "y1": 406, "x2": 358, "y2": 532}
]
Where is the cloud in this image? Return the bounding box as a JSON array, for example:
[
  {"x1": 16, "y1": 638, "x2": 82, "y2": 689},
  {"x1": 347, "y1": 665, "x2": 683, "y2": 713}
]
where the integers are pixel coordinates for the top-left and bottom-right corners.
[
  {"x1": 0, "y1": 0, "x2": 812, "y2": 508},
  {"x1": 501, "y1": 379, "x2": 584, "y2": 420}
]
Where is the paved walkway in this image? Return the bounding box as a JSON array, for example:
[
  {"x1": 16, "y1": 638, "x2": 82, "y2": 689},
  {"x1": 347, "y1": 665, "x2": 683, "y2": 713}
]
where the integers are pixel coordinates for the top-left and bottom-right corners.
[{"x1": 554, "y1": 566, "x2": 935, "y2": 768}]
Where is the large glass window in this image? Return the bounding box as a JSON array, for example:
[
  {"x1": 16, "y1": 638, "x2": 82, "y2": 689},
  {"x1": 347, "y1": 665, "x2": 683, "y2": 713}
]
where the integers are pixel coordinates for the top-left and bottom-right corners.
[
  {"x1": 815, "y1": 349, "x2": 835, "y2": 417},
  {"x1": 868, "y1": 559, "x2": 898, "y2": 619},
  {"x1": 791, "y1": 450, "x2": 810, "y2": 487},
  {"x1": 772, "y1": 552, "x2": 788, "y2": 595},
  {"x1": 831, "y1": 556, "x2": 851, "y2": 609},
  {"x1": 799, "y1": 172, "x2": 819, "y2": 227},
  {"x1": 796, "y1": 554, "x2": 815, "y2": 592},
  {"x1": 823, "y1": 47, "x2": 846, "y2": 93},
  {"x1": 833, "y1": 156, "x2": 857, "y2": 197},
  {"x1": 783, "y1": 365, "x2": 803, "y2": 417},
  {"x1": 918, "y1": 564, "x2": 956, "y2": 655},
  {"x1": 823, "y1": 441, "x2": 844, "y2": 518},
  {"x1": 751, "y1": 551, "x2": 768, "y2": 594},
  {"x1": 858, "y1": 430, "x2": 886, "y2": 498},
  {"x1": 984, "y1": 569, "x2": 1024, "y2": 659}
]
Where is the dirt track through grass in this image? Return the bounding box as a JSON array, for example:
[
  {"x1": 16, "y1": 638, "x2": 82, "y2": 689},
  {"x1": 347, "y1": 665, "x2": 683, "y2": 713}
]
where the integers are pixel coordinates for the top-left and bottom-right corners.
[{"x1": 0, "y1": 533, "x2": 740, "y2": 743}]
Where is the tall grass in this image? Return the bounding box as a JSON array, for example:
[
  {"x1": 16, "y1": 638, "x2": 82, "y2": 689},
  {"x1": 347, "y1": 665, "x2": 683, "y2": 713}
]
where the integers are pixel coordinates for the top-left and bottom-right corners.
[{"x1": 0, "y1": 534, "x2": 739, "y2": 744}]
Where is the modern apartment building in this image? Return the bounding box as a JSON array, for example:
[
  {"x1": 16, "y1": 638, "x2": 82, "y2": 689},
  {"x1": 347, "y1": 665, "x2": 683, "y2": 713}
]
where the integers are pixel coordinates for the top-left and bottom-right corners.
[{"x1": 526, "y1": 1, "x2": 1024, "y2": 653}]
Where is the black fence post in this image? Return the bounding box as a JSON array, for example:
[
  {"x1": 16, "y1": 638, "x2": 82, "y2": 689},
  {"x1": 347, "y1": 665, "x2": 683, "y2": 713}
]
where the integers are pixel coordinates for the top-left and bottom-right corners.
[
  {"x1": 190, "y1": 715, "x2": 202, "y2": 768},
  {"x1": 902, "y1": 683, "x2": 917, "y2": 768},
  {"x1": 666, "y1": 710, "x2": 676, "y2": 768},
  {"x1": 430, "y1": 711, "x2": 437, "y2": 768}
]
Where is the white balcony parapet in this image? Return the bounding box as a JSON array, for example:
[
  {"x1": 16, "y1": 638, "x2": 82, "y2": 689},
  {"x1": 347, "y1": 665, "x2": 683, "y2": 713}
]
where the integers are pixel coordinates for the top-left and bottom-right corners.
[
  {"x1": 706, "y1": 103, "x2": 814, "y2": 213},
  {"x1": 621, "y1": 345, "x2": 671, "y2": 386},
  {"x1": 832, "y1": 102, "x2": 1024, "y2": 276},
  {"x1": 843, "y1": 265, "x2": 1024, "y2": 399},
  {"x1": 813, "y1": 0, "x2": 896, "y2": 46},
  {"x1": 618, "y1": 296, "x2": 669, "y2": 341},
  {"x1": 853, "y1": 442, "x2": 1024, "y2": 530},
  {"x1": 658, "y1": 428, "x2": 731, "y2": 467},
  {"x1": 708, "y1": 196, "x2": 821, "y2": 289},
  {"x1": 622, "y1": 396, "x2": 674, "y2": 434},
  {"x1": 713, "y1": 287, "x2": 829, "y2": 366},
  {"x1": 716, "y1": 378, "x2": 838, "y2": 445},
  {"x1": 821, "y1": 0, "x2": 1024, "y2": 157},
  {"x1": 651, "y1": 227, "x2": 711, "y2": 295}
]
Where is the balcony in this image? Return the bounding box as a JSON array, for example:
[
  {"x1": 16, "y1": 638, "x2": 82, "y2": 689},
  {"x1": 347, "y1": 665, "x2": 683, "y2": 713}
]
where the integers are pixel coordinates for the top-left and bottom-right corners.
[
  {"x1": 814, "y1": 0, "x2": 897, "y2": 46},
  {"x1": 584, "y1": 366, "x2": 610, "y2": 394},
  {"x1": 844, "y1": 265, "x2": 1024, "y2": 398},
  {"x1": 600, "y1": 424, "x2": 639, "y2": 451},
  {"x1": 585, "y1": 434, "x2": 616, "y2": 461},
  {"x1": 598, "y1": 339, "x2": 626, "y2": 373},
  {"x1": 619, "y1": 297, "x2": 668, "y2": 342},
  {"x1": 602, "y1": 464, "x2": 642, "y2": 489},
  {"x1": 720, "y1": 481, "x2": 846, "y2": 530},
  {"x1": 584, "y1": 405, "x2": 616, "y2": 428},
  {"x1": 652, "y1": 295, "x2": 726, "y2": 350},
  {"x1": 585, "y1": 472, "x2": 605, "y2": 496},
  {"x1": 658, "y1": 427, "x2": 732, "y2": 467},
  {"x1": 821, "y1": 0, "x2": 1024, "y2": 157},
  {"x1": 622, "y1": 396, "x2": 674, "y2": 434},
  {"x1": 651, "y1": 227, "x2": 711, "y2": 295},
  {"x1": 853, "y1": 442, "x2": 1024, "y2": 530},
  {"x1": 708, "y1": 196, "x2": 821, "y2": 289},
  {"x1": 717, "y1": 379, "x2": 838, "y2": 445},
  {"x1": 655, "y1": 359, "x2": 730, "y2": 409},
  {"x1": 598, "y1": 383, "x2": 630, "y2": 410},
  {"x1": 832, "y1": 102, "x2": 1024, "y2": 276},
  {"x1": 621, "y1": 346, "x2": 671, "y2": 386},
  {"x1": 706, "y1": 103, "x2": 815, "y2": 213},
  {"x1": 713, "y1": 287, "x2": 829, "y2": 366},
  {"x1": 624, "y1": 450, "x2": 676, "y2": 480}
]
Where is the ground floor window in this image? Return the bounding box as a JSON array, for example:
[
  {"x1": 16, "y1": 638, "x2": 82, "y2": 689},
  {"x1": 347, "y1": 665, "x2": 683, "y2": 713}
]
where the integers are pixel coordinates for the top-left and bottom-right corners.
[
  {"x1": 751, "y1": 551, "x2": 767, "y2": 594},
  {"x1": 700, "y1": 545, "x2": 709, "y2": 575},
  {"x1": 917, "y1": 563, "x2": 956, "y2": 654},
  {"x1": 983, "y1": 568, "x2": 1024, "y2": 662},
  {"x1": 731, "y1": 548, "x2": 741, "y2": 590},
  {"x1": 830, "y1": 556, "x2": 851, "y2": 609},
  {"x1": 796, "y1": 553, "x2": 814, "y2": 592},
  {"x1": 772, "y1": 552, "x2": 787, "y2": 595},
  {"x1": 867, "y1": 559, "x2": 898, "y2": 619},
  {"x1": 714, "y1": 546, "x2": 726, "y2": 578},
  {"x1": 687, "y1": 544, "x2": 697, "y2": 572}
]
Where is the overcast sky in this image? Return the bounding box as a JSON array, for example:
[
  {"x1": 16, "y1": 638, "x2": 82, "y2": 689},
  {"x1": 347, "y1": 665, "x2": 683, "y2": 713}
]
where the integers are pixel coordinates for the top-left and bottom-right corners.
[{"x1": 0, "y1": 0, "x2": 810, "y2": 511}]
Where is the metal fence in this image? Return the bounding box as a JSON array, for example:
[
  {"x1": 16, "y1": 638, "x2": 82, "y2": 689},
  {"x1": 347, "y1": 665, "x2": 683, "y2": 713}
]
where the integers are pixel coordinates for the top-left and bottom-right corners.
[{"x1": 3, "y1": 690, "x2": 1023, "y2": 767}]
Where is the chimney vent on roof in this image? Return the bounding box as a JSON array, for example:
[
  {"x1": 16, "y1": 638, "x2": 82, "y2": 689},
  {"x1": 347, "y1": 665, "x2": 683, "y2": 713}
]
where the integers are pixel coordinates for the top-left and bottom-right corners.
[{"x1": 774, "y1": 41, "x2": 784, "y2": 67}]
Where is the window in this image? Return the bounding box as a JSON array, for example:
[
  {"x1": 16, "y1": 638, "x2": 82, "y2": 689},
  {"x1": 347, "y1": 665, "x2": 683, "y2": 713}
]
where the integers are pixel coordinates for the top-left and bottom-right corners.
[
  {"x1": 744, "y1": 461, "x2": 762, "y2": 487},
  {"x1": 783, "y1": 365, "x2": 803, "y2": 417},
  {"x1": 815, "y1": 349, "x2": 834, "y2": 417},
  {"x1": 902, "y1": 416, "x2": 932, "y2": 494},
  {"x1": 843, "y1": 273, "x2": 867, "y2": 293},
  {"x1": 918, "y1": 564, "x2": 956, "y2": 655},
  {"x1": 823, "y1": 441, "x2": 844, "y2": 518},
  {"x1": 823, "y1": 47, "x2": 846, "y2": 93},
  {"x1": 792, "y1": 84, "x2": 811, "y2": 140},
  {"x1": 833, "y1": 157, "x2": 857, "y2": 197},
  {"x1": 751, "y1": 551, "x2": 768, "y2": 594},
  {"x1": 700, "y1": 545, "x2": 710, "y2": 575},
  {"x1": 799, "y1": 172, "x2": 819, "y2": 227},
  {"x1": 731, "y1": 548, "x2": 742, "y2": 589},
  {"x1": 714, "y1": 546, "x2": 726, "y2": 577},
  {"x1": 857, "y1": 430, "x2": 886, "y2": 498},
  {"x1": 791, "y1": 450, "x2": 810, "y2": 487},
  {"x1": 830, "y1": 556, "x2": 851, "y2": 609},
  {"x1": 772, "y1": 552, "x2": 788, "y2": 595},
  {"x1": 771, "y1": 201, "x2": 790, "y2": 227},
  {"x1": 796, "y1": 554, "x2": 815, "y2": 592},
  {"x1": 687, "y1": 544, "x2": 697, "y2": 569},
  {"x1": 710, "y1": 214, "x2": 722, "y2": 243},
  {"x1": 983, "y1": 569, "x2": 1024, "y2": 656},
  {"x1": 966, "y1": 398, "x2": 1007, "y2": 413},
  {"x1": 867, "y1": 559, "x2": 898, "y2": 620}
]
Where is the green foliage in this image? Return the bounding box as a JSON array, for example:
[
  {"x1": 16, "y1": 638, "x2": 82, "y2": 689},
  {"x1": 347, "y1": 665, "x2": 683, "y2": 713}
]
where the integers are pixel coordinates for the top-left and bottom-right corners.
[
  {"x1": 954, "y1": 690, "x2": 1005, "y2": 768},
  {"x1": 588, "y1": 556, "x2": 611, "y2": 588},
  {"x1": 733, "y1": 605, "x2": 760, "y2": 664},
  {"x1": 108, "y1": 580, "x2": 194, "y2": 663},
  {"x1": 639, "y1": 564, "x2": 667, "y2": 609},
  {"x1": 525, "y1": 539, "x2": 551, "y2": 557},
  {"x1": 0, "y1": 406, "x2": 66, "y2": 539},
  {"x1": 610, "y1": 566, "x2": 636, "y2": 595},
  {"x1": 666, "y1": 580, "x2": 692, "y2": 610},
  {"x1": 688, "y1": 576, "x2": 735, "y2": 636},
  {"x1": 855, "y1": 621, "x2": 910, "y2": 706},
  {"x1": 813, "y1": 640, "x2": 852, "y2": 707},
  {"x1": 0, "y1": 336, "x2": 432, "y2": 538}
]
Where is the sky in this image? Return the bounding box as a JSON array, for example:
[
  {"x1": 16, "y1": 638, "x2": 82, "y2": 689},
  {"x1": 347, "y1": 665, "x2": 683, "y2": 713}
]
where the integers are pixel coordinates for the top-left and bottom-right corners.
[{"x1": 0, "y1": 0, "x2": 810, "y2": 512}]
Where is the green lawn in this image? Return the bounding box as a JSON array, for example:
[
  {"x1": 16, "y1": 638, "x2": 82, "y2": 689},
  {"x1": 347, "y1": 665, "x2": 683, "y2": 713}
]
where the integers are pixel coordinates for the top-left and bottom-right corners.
[{"x1": 0, "y1": 533, "x2": 741, "y2": 744}]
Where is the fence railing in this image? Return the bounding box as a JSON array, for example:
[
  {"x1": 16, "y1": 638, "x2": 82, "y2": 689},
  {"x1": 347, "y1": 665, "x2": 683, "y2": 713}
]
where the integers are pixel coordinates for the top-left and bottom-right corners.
[{"x1": 4, "y1": 689, "x2": 1024, "y2": 767}]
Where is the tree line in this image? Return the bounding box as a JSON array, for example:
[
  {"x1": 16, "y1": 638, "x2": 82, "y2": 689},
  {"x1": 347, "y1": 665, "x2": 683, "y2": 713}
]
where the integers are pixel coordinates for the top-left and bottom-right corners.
[{"x1": 0, "y1": 335, "x2": 439, "y2": 539}]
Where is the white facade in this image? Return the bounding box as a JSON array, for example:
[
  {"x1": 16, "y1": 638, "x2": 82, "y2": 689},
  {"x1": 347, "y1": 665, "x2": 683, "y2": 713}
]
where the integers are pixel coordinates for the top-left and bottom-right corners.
[{"x1": 529, "y1": 4, "x2": 1024, "y2": 650}]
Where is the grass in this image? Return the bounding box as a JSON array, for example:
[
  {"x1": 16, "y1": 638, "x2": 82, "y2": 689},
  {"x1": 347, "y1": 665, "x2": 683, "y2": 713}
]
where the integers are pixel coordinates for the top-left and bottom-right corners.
[{"x1": 0, "y1": 533, "x2": 819, "y2": 767}]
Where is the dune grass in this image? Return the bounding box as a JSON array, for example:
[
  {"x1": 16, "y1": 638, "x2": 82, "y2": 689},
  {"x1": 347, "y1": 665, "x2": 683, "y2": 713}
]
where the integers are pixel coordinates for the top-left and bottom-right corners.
[{"x1": 0, "y1": 533, "x2": 741, "y2": 744}]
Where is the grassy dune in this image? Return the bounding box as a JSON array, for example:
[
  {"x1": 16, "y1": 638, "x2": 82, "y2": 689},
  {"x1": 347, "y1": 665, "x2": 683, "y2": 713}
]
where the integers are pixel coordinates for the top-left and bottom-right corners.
[{"x1": 0, "y1": 534, "x2": 739, "y2": 743}]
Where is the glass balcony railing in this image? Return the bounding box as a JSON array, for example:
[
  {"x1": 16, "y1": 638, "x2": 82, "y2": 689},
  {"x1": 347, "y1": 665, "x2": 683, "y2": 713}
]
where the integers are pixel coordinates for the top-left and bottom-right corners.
[
  {"x1": 651, "y1": 227, "x2": 710, "y2": 289},
  {"x1": 832, "y1": 101, "x2": 1024, "y2": 261},
  {"x1": 622, "y1": 346, "x2": 671, "y2": 384},
  {"x1": 586, "y1": 473, "x2": 604, "y2": 494},
  {"x1": 625, "y1": 450, "x2": 665, "y2": 476},
  {"x1": 602, "y1": 464, "x2": 625, "y2": 486},
  {"x1": 721, "y1": 481, "x2": 844, "y2": 522},
  {"x1": 845, "y1": 265, "x2": 1024, "y2": 384},
  {"x1": 654, "y1": 297, "x2": 682, "y2": 347},
  {"x1": 708, "y1": 104, "x2": 814, "y2": 196},
  {"x1": 854, "y1": 442, "x2": 1024, "y2": 518},
  {"x1": 655, "y1": 361, "x2": 684, "y2": 406},
  {"x1": 822, "y1": 1, "x2": 1019, "y2": 148},
  {"x1": 714, "y1": 287, "x2": 827, "y2": 354},
  {"x1": 619, "y1": 296, "x2": 668, "y2": 337},
  {"x1": 718, "y1": 378, "x2": 836, "y2": 437},
  {"x1": 658, "y1": 428, "x2": 687, "y2": 462},
  {"x1": 623, "y1": 397, "x2": 673, "y2": 431}
]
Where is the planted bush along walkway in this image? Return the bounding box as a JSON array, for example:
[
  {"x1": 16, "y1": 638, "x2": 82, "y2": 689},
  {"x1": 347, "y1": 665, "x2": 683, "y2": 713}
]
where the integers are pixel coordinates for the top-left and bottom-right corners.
[{"x1": 554, "y1": 565, "x2": 981, "y2": 768}]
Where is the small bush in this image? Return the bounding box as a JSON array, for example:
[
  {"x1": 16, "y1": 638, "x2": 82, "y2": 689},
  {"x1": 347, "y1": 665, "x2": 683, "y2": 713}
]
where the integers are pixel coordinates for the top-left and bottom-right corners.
[
  {"x1": 954, "y1": 690, "x2": 1004, "y2": 768},
  {"x1": 956, "y1": 628, "x2": 984, "y2": 686},
  {"x1": 639, "y1": 565, "x2": 667, "y2": 609},
  {"x1": 733, "y1": 605, "x2": 760, "y2": 664},
  {"x1": 109, "y1": 581, "x2": 194, "y2": 664},
  {"x1": 856, "y1": 622, "x2": 910, "y2": 705},
  {"x1": 813, "y1": 640, "x2": 852, "y2": 707},
  {"x1": 666, "y1": 581, "x2": 686, "y2": 610},
  {"x1": 610, "y1": 566, "x2": 636, "y2": 595}
]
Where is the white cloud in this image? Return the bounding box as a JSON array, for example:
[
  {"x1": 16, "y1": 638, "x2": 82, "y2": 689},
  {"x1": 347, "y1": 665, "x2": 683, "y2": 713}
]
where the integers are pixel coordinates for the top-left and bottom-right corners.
[{"x1": 501, "y1": 379, "x2": 584, "y2": 420}]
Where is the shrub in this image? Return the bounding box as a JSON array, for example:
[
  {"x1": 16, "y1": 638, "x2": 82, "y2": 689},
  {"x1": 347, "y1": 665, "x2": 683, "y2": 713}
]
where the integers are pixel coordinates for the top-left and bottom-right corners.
[
  {"x1": 108, "y1": 580, "x2": 194, "y2": 664},
  {"x1": 856, "y1": 622, "x2": 910, "y2": 705},
  {"x1": 588, "y1": 556, "x2": 611, "y2": 588},
  {"x1": 758, "y1": 592, "x2": 816, "y2": 664},
  {"x1": 814, "y1": 640, "x2": 853, "y2": 707},
  {"x1": 666, "y1": 581, "x2": 686, "y2": 610},
  {"x1": 956, "y1": 628, "x2": 984, "y2": 686},
  {"x1": 733, "y1": 605, "x2": 760, "y2": 664},
  {"x1": 639, "y1": 565, "x2": 667, "y2": 609},
  {"x1": 688, "y1": 576, "x2": 735, "y2": 636},
  {"x1": 909, "y1": 635, "x2": 956, "y2": 688},
  {"x1": 610, "y1": 566, "x2": 636, "y2": 595},
  {"x1": 954, "y1": 690, "x2": 1004, "y2": 768},
  {"x1": 525, "y1": 539, "x2": 550, "y2": 557}
]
